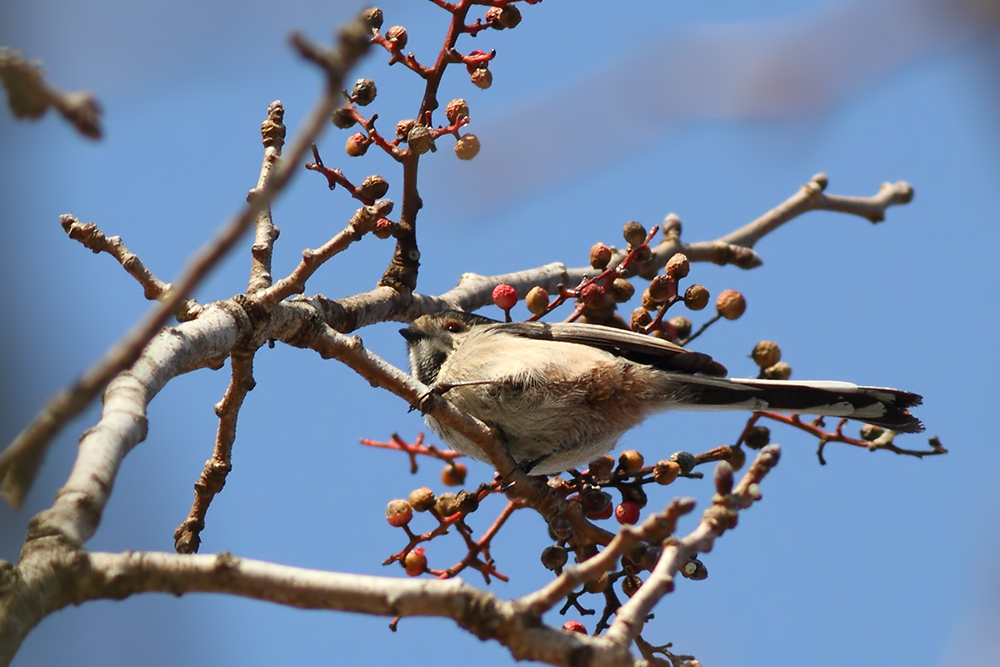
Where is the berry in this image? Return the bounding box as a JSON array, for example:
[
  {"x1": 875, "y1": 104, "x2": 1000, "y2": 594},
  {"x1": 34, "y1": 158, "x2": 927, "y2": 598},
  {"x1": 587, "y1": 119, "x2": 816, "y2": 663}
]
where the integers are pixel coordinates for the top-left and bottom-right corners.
[
  {"x1": 345, "y1": 132, "x2": 369, "y2": 157},
  {"x1": 525, "y1": 286, "x2": 550, "y2": 314},
  {"x1": 434, "y1": 492, "x2": 460, "y2": 517},
  {"x1": 470, "y1": 67, "x2": 492, "y2": 89},
  {"x1": 587, "y1": 455, "x2": 615, "y2": 479},
  {"x1": 669, "y1": 451, "x2": 697, "y2": 475},
  {"x1": 492, "y1": 284, "x2": 518, "y2": 311},
  {"x1": 395, "y1": 118, "x2": 416, "y2": 139},
  {"x1": 331, "y1": 107, "x2": 355, "y2": 129},
  {"x1": 623, "y1": 221, "x2": 647, "y2": 247},
  {"x1": 630, "y1": 307, "x2": 651, "y2": 331},
  {"x1": 684, "y1": 284, "x2": 709, "y2": 310},
  {"x1": 618, "y1": 450, "x2": 644, "y2": 474},
  {"x1": 729, "y1": 446, "x2": 747, "y2": 471},
  {"x1": 653, "y1": 460, "x2": 681, "y2": 485},
  {"x1": 454, "y1": 133, "x2": 480, "y2": 160},
  {"x1": 611, "y1": 278, "x2": 635, "y2": 303},
  {"x1": 441, "y1": 461, "x2": 467, "y2": 486},
  {"x1": 540, "y1": 545, "x2": 568, "y2": 571},
  {"x1": 408, "y1": 487, "x2": 435, "y2": 512},
  {"x1": 350, "y1": 78, "x2": 377, "y2": 106},
  {"x1": 615, "y1": 501, "x2": 641, "y2": 525},
  {"x1": 385, "y1": 25, "x2": 408, "y2": 49},
  {"x1": 579, "y1": 283, "x2": 605, "y2": 309},
  {"x1": 751, "y1": 341, "x2": 781, "y2": 369},
  {"x1": 665, "y1": 253, "x2": 691, "y2": 279},
  {"x1": 404, "y1": 547, "x2": 426, "y2": 576},
  {"x1": 361, "y1": 7, "x2": 384, "y2": 30},
  {"x1": 744, "y1": 425, "x2": 771, "y2": 450},
  {"x1": 358, "y1": 174, "x2": 389, "y2": 200},
  {"x1": 647, "y1": 275, "x2": 673, "y2": 302},
  {"x1": 621, "y1": 576, "x2": 642, "y2": 597},
  {"x1": 445, "y1": 98, "x2": 470, "y2": 124},
  {"x1": 406, "y1": 124, "x2": 436, "y2": 155},
  {"x1": 563, "y1": 621, "x2": 587, "y2": 634},
  {"x1": 716, "y1": 289, "x2": 746, "y2": 320},
  {"x1": 589, "y1": 242, "x2": 612, "y2": 269},
  {"x1": 667, "y1": 316, "x2": 692, "y2": 340},
  {"x1": 762, "y1": 362, "x2": 792, "y2": 380},
  {"x1": 385, "y1": 499, "x2": 413, "y2": 527}
]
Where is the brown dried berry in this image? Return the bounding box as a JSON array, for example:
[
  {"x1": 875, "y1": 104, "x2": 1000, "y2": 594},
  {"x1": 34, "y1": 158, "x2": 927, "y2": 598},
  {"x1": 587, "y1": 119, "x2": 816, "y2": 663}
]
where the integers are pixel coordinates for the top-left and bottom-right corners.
[
  {"x1": 620, "y1": 484, "x2": 647, "y2": 508},
  {"x1": 484, "y1": 7, "x2": 505, "y2": 29},
  {"x1": 358, "y1": 174, "x2": 389, "y2": 200},
  {"x1": 621, "y1": 575, "x2": 642, "y2": 597},
  {"x1": 580, "y1": 489, "x2": 612, "y2": 517},
  {"x1": 434, "y1": 492, "x2": 460, "y2": 516},
  {"x1": 611, "y1": 278, "x2": 634, "y2": 303},
  {"x1": 619, "y1": 449, "x2": 645, "y2": 474},
  {"x1": 441, "y1": 461, "x2": 467, "y2": 486},
  {"x1": 454, "y1": 133, "x2": 480, "y2": 160},
  {"x1": 653, "y1": 460, "x2": 681, "y2": 485},
  {"x1": 445, "y1": 98, "x2": 470, "y2": 124},
  {"x1": 331, "y1": 107, "x2": 356, "y2": 129},
  {"x1": 498, "y1": 5, "x2": 522, "y2": 28},
  {"x1": 589, "y1": 242, "x2": 612, "y2": 269},
  {"x1": 541, "y1": 545, "x2": 568, "y2": 571},
  {"x1": 762, "y1": 362, "x2": 792, "y2": 380},
  {"x1": 386, "y1": 25, "x2": 408, "y2": 49},
  {"x1": 407, "y1": 124, "x2": 436, "y2": 155},
  {"x1": 362, "y1": 7, "x2": 384, "y2": 30},
  {"x1": 630, "y1": 307, "x2": 652, "y2": 331},
  {"x1": 665, "y1": 253, "x2": 691, "y2": 280},
  {"x1": 716, "y1": 289, "x2": 746, "y2": 320},
  {"x1": 667, "y1": 316, "x2": 692, "y2": 340},
  {"x1": 395, "y1": 118, "x2": 416, "y2": 139},
  {"x1": 470, "y1": 67, "x2": 492, "y2": 89},
  {"x1": 729, "y1": 446, "x2": 746, "y2": 472},
  {"x1": 408, "y1": 487, "x2": 435, "y2": 512},
  {"x1": 684, "y1": 284, "x2": 709, "y2": 310},
  {"x1": 669, "y1": 451, "x2": 697, "y2": 475},
  {"x1": 744, "y1": 425, "x2": 771, "y2": 450},
  {"x1": 751, "y1": 341, "x2": 781, "y2": 369},
  {"x1": 345, "y1": 132, "x2": 369, "y2": 157},
  {"x1": 647, "y1": 275, "x2": 674, "y2": 302},
  {"x1": 350, "y1": 78, "x2": 377, "y2": 106},
  {"x1": 587, "y1": 455, "x2": 615, "y2": 479},
  {"x1": 525, "y1": 286, "x2": 550, "y2": 314},
  {"x1": 623, "y1": 221, "x2": 647, "y2": 247}
]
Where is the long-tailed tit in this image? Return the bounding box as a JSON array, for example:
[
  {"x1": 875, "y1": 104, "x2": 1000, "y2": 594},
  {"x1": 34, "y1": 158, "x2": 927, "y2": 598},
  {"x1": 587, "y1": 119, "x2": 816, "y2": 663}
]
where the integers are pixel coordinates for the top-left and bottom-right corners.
[{"x1": 401, "y1": 310, "x2": 922, "y2": 474}]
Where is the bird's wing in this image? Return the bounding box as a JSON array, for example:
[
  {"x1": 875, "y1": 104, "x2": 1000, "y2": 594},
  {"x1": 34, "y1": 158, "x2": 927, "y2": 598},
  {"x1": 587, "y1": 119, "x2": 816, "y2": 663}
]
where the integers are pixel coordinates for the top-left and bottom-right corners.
[{"x1": 488, "y1": 320, "x2": 728, "y2": 377}]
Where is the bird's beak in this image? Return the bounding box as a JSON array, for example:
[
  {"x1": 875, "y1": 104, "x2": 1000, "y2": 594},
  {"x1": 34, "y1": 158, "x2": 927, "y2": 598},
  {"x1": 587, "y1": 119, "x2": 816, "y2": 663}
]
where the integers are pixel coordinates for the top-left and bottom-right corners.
[{"x1": 399, "y1": 327, "x2": 423, "y2": 343}]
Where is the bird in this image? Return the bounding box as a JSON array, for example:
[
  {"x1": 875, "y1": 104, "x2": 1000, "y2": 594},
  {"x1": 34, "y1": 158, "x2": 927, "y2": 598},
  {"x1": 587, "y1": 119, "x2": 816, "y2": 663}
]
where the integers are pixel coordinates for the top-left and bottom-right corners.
[{"x1": 400, "y1": 310, "x2": 922, "y2": 474}]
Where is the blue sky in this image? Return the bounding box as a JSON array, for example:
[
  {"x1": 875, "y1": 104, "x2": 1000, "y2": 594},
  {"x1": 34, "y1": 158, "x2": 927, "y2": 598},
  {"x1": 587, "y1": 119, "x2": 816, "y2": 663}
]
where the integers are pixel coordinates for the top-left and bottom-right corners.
[{"x1": 1, "y1": 1, "x2": 998, "y2": 665}]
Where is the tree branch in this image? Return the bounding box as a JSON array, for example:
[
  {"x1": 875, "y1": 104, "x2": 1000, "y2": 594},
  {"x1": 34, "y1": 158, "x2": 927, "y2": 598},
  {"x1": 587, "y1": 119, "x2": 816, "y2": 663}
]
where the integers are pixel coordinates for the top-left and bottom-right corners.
[{"x1": 0, "y1": 18, "x2": 372, "y2": 508}]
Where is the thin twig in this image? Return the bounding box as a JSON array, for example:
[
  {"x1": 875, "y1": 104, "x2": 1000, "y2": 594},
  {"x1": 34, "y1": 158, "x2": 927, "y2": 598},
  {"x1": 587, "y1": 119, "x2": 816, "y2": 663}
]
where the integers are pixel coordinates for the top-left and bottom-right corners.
[
  {"x1": 173, "y1": 351, "x2": 256, "y2": 554},
  {"x1": 58, "y1": 214, "x2": 202, "y2": 320}
]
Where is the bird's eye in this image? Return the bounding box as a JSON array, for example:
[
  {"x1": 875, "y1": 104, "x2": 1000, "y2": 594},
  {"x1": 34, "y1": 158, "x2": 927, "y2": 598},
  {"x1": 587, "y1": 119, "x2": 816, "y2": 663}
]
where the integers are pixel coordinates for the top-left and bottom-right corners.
[{"x1": 445, "y1": 321, "x2": 463, "y2": 333}]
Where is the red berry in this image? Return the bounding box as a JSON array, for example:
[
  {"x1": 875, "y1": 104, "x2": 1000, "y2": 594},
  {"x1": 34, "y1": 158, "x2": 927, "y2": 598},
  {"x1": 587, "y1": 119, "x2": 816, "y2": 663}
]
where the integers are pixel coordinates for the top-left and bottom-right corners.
[
  {"x1": 385, "y1": 499, "x2": 413, "y2": 527},
  {"x1": 562, "y1": 621, "x2": 587, "y2": 634},
  {"x1": 615, "y1": 501, "x2": 640, "y2": 525},
  {"x1": 492, "y1": 284, "x2": 518, "y2": 311}
]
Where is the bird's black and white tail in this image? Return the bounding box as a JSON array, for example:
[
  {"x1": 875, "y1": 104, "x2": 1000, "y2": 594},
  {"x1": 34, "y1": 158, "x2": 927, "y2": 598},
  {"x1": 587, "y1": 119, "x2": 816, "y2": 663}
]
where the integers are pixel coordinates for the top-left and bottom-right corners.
[{"x1": 663, "y1": 376, "x2": 924, "y2": 433}]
